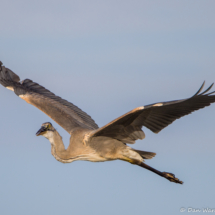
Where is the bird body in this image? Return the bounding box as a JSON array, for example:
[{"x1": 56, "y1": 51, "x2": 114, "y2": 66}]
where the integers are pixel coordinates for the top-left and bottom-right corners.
[
  {"x1": 1, "y1": 61, "x2": 215, "y2": 185},
  {"x1": 42, "y1": 124, "x2": 144, "y2": 164}
]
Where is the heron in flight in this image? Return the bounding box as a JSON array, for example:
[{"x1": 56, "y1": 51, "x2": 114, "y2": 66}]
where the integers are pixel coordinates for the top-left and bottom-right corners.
[{"x1": 1, "y1": 62, "x2": 215, "y2": 185}]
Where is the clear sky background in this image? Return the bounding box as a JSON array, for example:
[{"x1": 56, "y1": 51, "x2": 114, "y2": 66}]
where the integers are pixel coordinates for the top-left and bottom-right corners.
[{"x1": 0, "y1": 1, "x2": 215, "y2": 215}]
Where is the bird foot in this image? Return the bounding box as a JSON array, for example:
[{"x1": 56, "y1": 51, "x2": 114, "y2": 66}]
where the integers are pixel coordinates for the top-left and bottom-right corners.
[{"x1": 162, "y1": 172, "x2": 183, "y2": 184}]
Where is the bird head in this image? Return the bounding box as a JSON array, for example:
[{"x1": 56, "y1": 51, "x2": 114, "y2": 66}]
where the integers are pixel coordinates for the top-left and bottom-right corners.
[{"x1": 36, "y1": 122, "x2": 54, "y2": 137}]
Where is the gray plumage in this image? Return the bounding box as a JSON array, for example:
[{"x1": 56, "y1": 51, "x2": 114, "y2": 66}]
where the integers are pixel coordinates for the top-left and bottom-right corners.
[
  {"x1": 0, "y1": 61, "x2": 98, "y2": 132},
  {"x1": 1, "y1": 61, "x2": 215, "y2": 185}
]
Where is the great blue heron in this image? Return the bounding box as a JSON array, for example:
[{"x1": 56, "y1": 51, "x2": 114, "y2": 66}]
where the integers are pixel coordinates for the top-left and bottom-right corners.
[{"x1": 1, "y1": 62, "x2": 215, "y2": 185}]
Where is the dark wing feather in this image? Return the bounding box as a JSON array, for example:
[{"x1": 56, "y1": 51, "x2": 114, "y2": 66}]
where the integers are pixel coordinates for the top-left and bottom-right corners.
[
  {"x1": 0, "y1": 62, "x2": 98, "y2": 133},
  {"x1": 90, "y1": 82, "x2": 215, "y2": 143}
]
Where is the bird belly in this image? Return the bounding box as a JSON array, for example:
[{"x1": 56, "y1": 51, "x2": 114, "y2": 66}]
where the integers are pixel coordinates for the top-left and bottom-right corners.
[
  {"x1": 57, "y1": 154, "x2": 111, "y2": 163},
  {"x1": 83, "y1": 153, "x2": 111, "y2": 162}
]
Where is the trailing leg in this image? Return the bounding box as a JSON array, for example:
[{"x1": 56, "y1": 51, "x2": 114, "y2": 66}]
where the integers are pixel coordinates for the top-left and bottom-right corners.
[{"x1": 138, "y1": 162, "x2": 183, "y2": 184}]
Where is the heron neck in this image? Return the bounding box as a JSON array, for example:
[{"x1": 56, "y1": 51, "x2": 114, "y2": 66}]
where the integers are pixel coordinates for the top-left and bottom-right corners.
[
  {"x1": 48, "y1": 130, "x2": 78, "y2": 163},
  {"x1": 48, "y1": 130, "x2": 66, "y2": 153}
]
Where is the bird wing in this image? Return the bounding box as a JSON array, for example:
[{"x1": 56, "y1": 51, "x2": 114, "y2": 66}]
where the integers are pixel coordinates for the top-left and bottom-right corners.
[
  {"x1": 0, "y1": 62, "x2": 98, "y2": 133},
  {"x1": 89, "y1": 82, "x2": 215, "y2": 143}
]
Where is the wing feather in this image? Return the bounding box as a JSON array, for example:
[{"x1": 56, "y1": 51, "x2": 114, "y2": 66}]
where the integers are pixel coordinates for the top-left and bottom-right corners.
[
  {"x1": 0, "y1": 62, "x2": 98, "y2": 133},
  {"x1": 90, "y1": 82, "x2": 215, "y2": 142}
]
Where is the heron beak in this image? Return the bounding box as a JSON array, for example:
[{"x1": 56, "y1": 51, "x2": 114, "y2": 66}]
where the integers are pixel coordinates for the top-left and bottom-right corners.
[{"x1": 36, "y1": 127, "x2": 46, "y2": 136}]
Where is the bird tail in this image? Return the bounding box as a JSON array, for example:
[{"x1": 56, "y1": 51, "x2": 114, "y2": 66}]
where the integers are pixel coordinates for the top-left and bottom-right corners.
[{"x1": 133, "y1": 150, "x2": 156, "y2": 160}]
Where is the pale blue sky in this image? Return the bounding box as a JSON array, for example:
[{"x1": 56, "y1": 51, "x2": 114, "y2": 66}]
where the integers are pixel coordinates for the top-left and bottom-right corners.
[{"x1": 0, "y1": 1, "x2": 215, "y2": 214}]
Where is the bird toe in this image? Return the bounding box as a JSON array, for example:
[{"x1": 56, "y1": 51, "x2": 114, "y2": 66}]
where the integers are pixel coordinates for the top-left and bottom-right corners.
[{"x1": 162, "y1": 172, "x2": 183, "y2": 184}]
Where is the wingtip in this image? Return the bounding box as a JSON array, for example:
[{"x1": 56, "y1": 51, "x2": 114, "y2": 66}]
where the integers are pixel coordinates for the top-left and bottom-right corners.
[
  {"x1": 192, "y1": 81, "x2": 215, "y2": 97},
  {"x1": 201, "y1": 81, "x2": 205, "y2": 90},
  {"x1": 199, "y1": 82, "x2": 215, "y2": 96},
  {"x1": 0, "y1": 63, "x2": 21, "y2": 87},
  {"x1": 192, "y1": 81, "x2": 205, "y2": 97}
]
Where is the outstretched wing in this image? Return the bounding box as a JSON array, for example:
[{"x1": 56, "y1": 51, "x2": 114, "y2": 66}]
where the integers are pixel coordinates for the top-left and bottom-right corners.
[
  {"x1": 0, "y1": 62, "x2": 98, "y2": 133},
  {"x1": 89, "y1": 82, "x2": 215, "y2": 144}
]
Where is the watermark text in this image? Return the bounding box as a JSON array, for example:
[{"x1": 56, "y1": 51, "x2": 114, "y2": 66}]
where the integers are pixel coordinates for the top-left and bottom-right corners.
[{"x1": 180, "y1": 207, "x2": 215, "y2": 213}]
